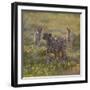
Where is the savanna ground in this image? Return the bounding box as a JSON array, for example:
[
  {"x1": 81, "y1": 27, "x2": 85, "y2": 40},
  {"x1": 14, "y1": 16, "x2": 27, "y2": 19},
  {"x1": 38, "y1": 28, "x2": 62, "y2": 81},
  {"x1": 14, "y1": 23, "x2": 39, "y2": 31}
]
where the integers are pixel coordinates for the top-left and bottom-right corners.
[{"x1": 22, "y1": 10, "x2": 80, "y2": 77}]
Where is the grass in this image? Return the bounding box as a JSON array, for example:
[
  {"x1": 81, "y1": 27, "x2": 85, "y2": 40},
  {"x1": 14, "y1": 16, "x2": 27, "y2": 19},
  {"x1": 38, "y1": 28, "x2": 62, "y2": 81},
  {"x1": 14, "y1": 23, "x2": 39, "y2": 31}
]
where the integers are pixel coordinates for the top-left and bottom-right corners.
[{"x1": 23, "y1": 45, "x2": 80, "y2": 77}]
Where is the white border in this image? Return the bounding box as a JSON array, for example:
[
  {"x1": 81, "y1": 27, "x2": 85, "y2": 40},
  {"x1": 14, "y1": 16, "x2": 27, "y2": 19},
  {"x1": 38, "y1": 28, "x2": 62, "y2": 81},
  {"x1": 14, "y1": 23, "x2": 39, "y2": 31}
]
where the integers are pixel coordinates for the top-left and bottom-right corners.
[{"x1": 18, "y1": 5, "x2": 86, "y2": 84}]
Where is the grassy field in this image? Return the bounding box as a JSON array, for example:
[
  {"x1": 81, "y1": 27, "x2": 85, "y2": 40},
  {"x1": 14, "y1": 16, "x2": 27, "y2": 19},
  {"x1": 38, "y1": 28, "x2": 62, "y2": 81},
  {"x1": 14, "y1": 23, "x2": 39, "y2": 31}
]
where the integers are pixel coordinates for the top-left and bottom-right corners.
[{"x1": 22, "y1": 10, "x2": 80, "y2": 77}]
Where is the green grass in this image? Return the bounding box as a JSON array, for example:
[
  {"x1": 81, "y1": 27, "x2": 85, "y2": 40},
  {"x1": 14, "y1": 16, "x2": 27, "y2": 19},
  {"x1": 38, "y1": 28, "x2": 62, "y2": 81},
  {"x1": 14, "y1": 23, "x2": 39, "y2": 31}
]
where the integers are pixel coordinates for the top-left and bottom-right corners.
[{"x1": 23, "y1": 45, "x2": 80, "y2": 77}]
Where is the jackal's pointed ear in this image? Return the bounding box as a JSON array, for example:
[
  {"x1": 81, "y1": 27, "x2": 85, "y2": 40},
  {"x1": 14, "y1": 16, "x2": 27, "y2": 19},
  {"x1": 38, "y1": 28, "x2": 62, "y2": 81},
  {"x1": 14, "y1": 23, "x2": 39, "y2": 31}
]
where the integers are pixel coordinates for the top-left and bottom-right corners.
[
  {"x1": 67, "y1": 27, "x2": 71, "y2": 32},
  {"x1": 49, "y1": 33, "x2": 52, "y2": 37},
  {"x1": 38, "y1": 26, "x2": 42, "y2": 33}
]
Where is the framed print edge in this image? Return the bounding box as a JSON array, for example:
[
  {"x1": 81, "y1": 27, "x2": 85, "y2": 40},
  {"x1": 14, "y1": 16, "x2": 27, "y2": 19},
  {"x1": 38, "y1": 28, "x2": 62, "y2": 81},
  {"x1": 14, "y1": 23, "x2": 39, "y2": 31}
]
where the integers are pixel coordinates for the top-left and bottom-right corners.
[
  {"x1": 85, "y1": 6, "x2": 88, "y2": 83},
  {"x1": 11, "y1": 2, "x2": 88, "y2": 87},
  {"x1": 11, "y1": 2, "x2": 18, "y2": 87}
]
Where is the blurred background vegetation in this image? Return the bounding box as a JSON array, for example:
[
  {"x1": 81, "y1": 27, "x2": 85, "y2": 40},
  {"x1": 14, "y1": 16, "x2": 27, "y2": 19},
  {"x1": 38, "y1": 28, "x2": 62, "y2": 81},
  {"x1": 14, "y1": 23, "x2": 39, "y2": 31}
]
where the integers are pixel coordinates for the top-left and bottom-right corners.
[{"x1": 22, "y1": 10, "x2": 80, "y2": 77}]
